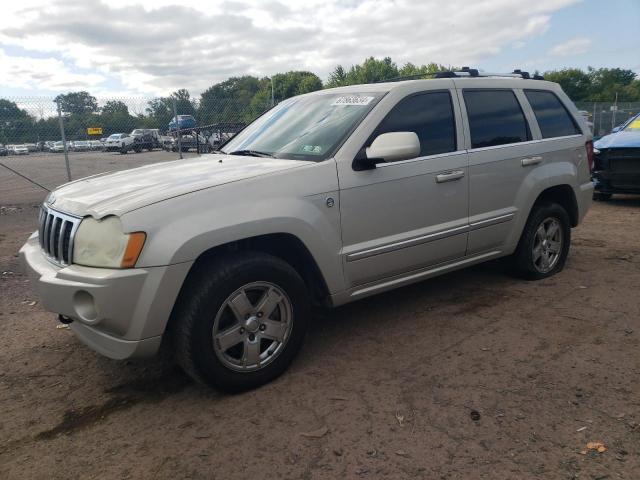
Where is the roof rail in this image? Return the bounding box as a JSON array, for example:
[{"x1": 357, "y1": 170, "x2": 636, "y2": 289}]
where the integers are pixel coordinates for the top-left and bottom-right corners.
[
  {"x1": 434, "y1": 68, "x2": 545, "y2": 80},
  {"x1": 372, "y1": 68, "x2": 545, "y2": 84}
]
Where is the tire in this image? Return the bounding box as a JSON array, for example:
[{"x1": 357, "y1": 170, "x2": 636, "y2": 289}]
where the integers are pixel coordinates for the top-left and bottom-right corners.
[
  {"x1": 593, "y1": 192, "x2": 612, "y2": 201},
  {"x1": 172, "y1": 252, "x2": 311, "y2": 392},
  {"x1": 511, "y1": 202, "x2": 571, "y2": 280}
]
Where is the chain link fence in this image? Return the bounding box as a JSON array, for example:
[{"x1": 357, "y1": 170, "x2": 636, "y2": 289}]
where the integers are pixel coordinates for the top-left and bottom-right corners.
[
  {"x1": 1, "y1": 95, "x2": 639, "y2": 203},
  {"x1": 0, "y1": 95, "x2": 268, "y2": 204},
  {"x1": 575, "y1": 101, "x2": 640, "y2": 138}
]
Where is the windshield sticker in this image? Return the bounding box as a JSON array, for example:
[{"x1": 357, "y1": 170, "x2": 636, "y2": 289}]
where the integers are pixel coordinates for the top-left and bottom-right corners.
[
  {"x1": 331, "y1": 96, "x2": 374, "y2": 106},
  {"x1": 302, "y1": 145, "x2": 323, "y2": 154}
]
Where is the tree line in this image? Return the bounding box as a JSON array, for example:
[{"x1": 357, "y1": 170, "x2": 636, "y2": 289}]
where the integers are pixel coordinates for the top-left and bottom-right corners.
[{"x1": 1, "y1": 58, "x2": 638, "y2": 144}]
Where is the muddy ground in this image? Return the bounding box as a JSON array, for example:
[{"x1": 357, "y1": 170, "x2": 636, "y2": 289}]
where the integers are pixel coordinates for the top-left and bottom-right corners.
[{"x1": 1, "y1": 152, "x2": 639, "y2": 479}]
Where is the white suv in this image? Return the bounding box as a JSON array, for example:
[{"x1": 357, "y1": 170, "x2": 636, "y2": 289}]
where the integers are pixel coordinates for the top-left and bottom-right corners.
[{"x1": 20, "y1": 71, "x2": 593, "y2": 391}]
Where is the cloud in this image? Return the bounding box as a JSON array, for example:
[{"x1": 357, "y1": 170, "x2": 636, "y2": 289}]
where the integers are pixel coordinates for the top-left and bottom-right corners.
[
  {"x1": 0, "y1": 0, "x2": 581, "y2": 96},
  {"x1": 549, "y1": 36, "x2": 591, "y2": 56},
  {"x1": 0, "y1": 48, "x2": 105, "y2": 92}
]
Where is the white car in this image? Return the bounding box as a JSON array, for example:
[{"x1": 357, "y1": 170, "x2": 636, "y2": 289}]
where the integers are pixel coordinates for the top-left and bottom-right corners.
[
  {"x1": 50, "y1": 142, "x2": 66, "y2": 153},
  {"x1": 12, "y1": 145, "x2": 29, "y2": 155},
  {"x1": 21, "y1": 72, "x2": 594, "y2": 392},
  {"x1": 104, "y1": 133, "x2": 135, "y2": 154}
]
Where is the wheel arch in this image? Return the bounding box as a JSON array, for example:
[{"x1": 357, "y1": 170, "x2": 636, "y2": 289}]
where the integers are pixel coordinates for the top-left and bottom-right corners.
[
  {"x1": 176, "y1": 232, "x2": 330, "y2": 307},
  {"x1": 533, "y1": 184, "x2": 579, "y2": 227}
]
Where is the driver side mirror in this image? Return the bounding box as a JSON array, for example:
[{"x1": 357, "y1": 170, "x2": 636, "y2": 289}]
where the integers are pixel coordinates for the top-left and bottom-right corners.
[
  {"x1": 367, "y1": 132, "x2": 420, "y2": 162},
  {"x1": 611, "y1": 126, "x2": 621, "y2": 133},
  {"x1": 352, "y1": 131, "x2": 421, "y2": 171}
]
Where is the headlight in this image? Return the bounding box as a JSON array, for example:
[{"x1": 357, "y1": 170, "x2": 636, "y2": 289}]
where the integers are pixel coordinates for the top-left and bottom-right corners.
[
  {"x1": 73, "y1": 216, "x2": 146, "y2": 268},
  {"x1": 593, "y1": 148, "x2": 600, "y2": 155}
]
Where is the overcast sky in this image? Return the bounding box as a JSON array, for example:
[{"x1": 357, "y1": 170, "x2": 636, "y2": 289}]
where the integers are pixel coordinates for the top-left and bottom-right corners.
[{"x1": 0, "y1": 0, "x2": 638, "y2": 98}]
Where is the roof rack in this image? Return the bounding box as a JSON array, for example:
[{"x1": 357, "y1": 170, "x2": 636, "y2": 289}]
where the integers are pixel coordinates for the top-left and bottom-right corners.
[
  {"x1": 434, "y1": 67, "x2": 544, "y2": 80},
  {"x1": 375, "y1": 67, "x2": 544, "y2": 83}
]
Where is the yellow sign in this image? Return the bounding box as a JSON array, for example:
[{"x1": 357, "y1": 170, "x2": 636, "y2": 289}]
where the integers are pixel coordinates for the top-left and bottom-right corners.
[{"x1": 87, "y1": 127, "x2": 103, "y2": 135}]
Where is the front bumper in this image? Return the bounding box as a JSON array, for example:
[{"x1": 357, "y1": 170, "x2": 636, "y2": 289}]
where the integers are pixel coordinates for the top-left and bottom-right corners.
[
  {"x1": 19, "y1": 234, "x2": 192, "y2": 360},
  {"x1": 592, "y1": 171, "x2": 640, "y2": 194}
]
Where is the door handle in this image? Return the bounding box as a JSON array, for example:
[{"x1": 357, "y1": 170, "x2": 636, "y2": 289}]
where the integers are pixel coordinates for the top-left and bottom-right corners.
[
  {"x1": 521, "y1": 156, "x2": 543, "y2": 166},
  {"x1": 435, "y1": 170, "x2": 465, "y2": 183}
]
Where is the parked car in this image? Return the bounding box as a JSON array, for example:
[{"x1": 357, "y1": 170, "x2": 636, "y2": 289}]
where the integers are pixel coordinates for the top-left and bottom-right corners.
[
  {"x1": 11, "y1": 144, "x2": 29, "y2": 155},
  {"x1": 104, "y1": 133, "x2": 134, "y2": 153},
  {"x1": 168, "y1": 115, "x2": 197, "y2": 132},
  {"x1": 128, "y1": 129, "x2": 166, "y2": 152},
  {"x1": 90, "y1": 140, "x2": 104, "y2": 151},
  {"x1": 592, "y1": 112, "x2": 640, "y2": 200},
  {"x1": 49, "y1": 141, "x2": 65, "y2": 153},
  {"x1": 72, "y1": 140, "x2": 91, "y2": 152},
  {"x1": 24, "y1": 143, "x2": 39, "y2": 152},
  {"x1": 0, "y1": 144, "x2": 7, "y2": 156},
  {"x1": 20, "y1": 72, "x2": 593, "y2": 392}
]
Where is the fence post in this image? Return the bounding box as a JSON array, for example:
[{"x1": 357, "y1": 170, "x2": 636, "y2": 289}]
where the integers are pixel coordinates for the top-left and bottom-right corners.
[
  {"x1": 172, "y1": 97, "x2": 183, "y2": 160},
  {"x1": 56, "y1": 100, "x2": 72, "y2": 182}
]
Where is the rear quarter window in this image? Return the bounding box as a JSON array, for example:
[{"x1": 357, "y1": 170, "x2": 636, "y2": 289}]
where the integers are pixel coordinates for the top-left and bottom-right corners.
[{"x1": 524, "y1": 90, "x2": 581, "y2": 138}]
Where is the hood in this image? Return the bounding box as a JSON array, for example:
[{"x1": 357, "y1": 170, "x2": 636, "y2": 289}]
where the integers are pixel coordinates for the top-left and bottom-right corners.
[
  {"x1": 595, "y1": 130, "x2": 640, "y2": 149},
  {"x1": 49, "y1": 154, "x2": 310, "y2": 218}
]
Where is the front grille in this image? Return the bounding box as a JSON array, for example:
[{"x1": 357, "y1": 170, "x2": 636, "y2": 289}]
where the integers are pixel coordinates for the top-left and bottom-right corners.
[
  {"x1": 38, "y1": 206, "x2": 82, "y2": 266},
  {"x1": 610, "y1": 158, "x2": 640, "y2": 173}
]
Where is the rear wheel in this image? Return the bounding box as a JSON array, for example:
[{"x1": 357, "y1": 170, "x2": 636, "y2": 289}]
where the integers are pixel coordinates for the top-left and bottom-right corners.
[
  {"x1": 172, "y1": 252, "x2": 310, "y2": 392},
  {"x1": 512, "y1": 203, "x2": 571, "y2": 280}
]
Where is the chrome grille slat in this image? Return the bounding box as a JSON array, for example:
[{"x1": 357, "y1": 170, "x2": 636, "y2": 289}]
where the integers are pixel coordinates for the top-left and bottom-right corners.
[{"x1": 37, "y1": 205, "x2": 82, "y2": 266}]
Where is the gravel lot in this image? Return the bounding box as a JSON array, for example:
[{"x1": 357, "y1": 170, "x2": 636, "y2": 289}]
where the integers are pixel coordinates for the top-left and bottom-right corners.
[{"x1": 1, "y1": 153, "x2": 639, "y2": 479}]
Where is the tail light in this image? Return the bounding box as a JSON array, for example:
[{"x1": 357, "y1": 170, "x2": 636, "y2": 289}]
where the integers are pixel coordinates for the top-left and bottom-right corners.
[{"x1": 585, "y1": 140, "x2": 594, "y2": 172}]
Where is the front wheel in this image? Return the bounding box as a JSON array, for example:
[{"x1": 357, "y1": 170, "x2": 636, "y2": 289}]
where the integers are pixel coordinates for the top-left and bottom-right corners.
[
  {"x1": 172, "y1": 252, "x2": 310, "y2": 392},
  {"x1": 511, "y1": 202, "x2": 571, "y2": 280}
]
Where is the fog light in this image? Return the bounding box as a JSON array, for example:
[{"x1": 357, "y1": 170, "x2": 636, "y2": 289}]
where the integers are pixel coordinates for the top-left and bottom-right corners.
[{"x1": 73, "y1": 290, "x2": 98, "y2": 322}]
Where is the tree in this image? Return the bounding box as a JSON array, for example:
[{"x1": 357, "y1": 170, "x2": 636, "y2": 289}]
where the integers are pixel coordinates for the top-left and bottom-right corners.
[
  {"x1": 326, "y1": 65, "x2": 348, "y2": 88},
  {"x1": 0, "y1": 99, "x2": 34, "y2": 143},
  {"x1": 271, "y1": 71, "x2": 322, "y2": 100},
  {"x1": 198, "y1": 76, "x2": 263, "y2": 124},
  {"x1": 587, "y1": 67, "x2": 639, "y2": 102},
  {"x1": 101, "y1": 100, "x2": 130, "y2": 116},
  {"x1": 54, "y1": 91, "x2": 98, "y2": 115},
  {"x1": 542, "y1": 69, "x2": 591, "y2": 101}
]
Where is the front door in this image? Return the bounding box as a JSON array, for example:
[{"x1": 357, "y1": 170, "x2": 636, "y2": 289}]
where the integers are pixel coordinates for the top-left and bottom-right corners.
[{"x1": 338, "y1": 89, "x2": 469, "y2": 287}]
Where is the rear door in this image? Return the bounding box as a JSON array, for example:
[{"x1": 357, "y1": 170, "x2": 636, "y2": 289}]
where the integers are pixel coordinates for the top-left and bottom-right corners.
[{"x1": 456, "y1": 83, "x2": 539, "y2": 254}]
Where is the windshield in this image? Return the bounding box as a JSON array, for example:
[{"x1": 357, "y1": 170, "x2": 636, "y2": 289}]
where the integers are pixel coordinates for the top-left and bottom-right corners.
[
  {"x1": 623, "y1": 114, "x2": 640, "y2": 131},
  {"x1": 108, "y1": 134, "x2": 122, "y2": 139},
  {"x1": 221, "y1": 92, "x2": 384, "y2": 161}
]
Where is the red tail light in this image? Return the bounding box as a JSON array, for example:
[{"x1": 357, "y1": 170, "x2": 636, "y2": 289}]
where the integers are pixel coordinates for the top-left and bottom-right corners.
[{"x1": 585, "y1": 140, "x2": 594, "y2": 172}]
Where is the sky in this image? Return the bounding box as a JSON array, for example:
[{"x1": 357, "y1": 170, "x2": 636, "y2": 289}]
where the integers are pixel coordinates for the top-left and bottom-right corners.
[{"x1": 0, "y1": 0, "x2": 638, "y2": 99}]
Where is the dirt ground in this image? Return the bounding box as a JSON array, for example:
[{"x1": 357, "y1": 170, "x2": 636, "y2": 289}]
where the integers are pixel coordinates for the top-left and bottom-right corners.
[{"x1": 1, "y1": 153, "x2": 639, "y2": 479}]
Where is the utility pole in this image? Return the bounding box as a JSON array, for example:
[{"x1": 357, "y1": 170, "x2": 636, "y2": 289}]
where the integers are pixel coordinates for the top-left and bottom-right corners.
[
  {"x1": 611, "y1": 92, "x2": 618, "y2": 131},
  {"x1": 56, "y1": 100, "x2": 72, "y2": 182},
  {"x1": 271, "y1": 77, "x2": 275, "y2": 107},
  {"x1": 172, "y1": 97, "x2": 183, "y2": 160}
]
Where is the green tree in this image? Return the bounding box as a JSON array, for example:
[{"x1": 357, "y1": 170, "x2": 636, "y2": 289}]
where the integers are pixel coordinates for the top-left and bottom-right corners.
[
  {"x1": 101, "y1": 100, "x2": 130, "y2": 116},
  {"x1": 54, "y1": 91, "x2": 98, "y2": 115},
  {"x1": 198, "y1": 76, "x2": 263, "y2": 124},
  {"x1": 0, "y1": 99, "x2": 35, "y2": 143},
  {"x1": 542, "y1": 68, "x2": 592, "y2": 101},
  {"x1": 587, "y1": 67, "x2": 639, "y2": 102},
  {"x1": 326, "y1": 65, "x2": 348, "y2": 88}
]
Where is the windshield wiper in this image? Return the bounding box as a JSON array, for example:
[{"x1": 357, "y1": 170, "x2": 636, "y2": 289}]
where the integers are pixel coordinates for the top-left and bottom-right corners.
[{"x1": 228, "y1": 149, "x2": 275, "y2": 158}]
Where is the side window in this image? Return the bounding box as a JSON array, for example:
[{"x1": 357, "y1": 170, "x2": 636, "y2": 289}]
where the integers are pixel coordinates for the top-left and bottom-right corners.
[
  {"x1": 371, "y1": 91, "x2": 456, "y2": 158},
  {"x1": 463, "y1": 90, "x2": 530, "y2": 149},
  {"x1": 524, "y1": 90, "x2": 581, "y2": 138}
]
